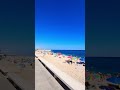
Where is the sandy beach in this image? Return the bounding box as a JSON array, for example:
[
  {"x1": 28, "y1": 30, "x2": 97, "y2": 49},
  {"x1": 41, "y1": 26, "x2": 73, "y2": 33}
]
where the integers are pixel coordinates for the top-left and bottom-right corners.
[{"x1": 35, "y1": 50, "x2": 85, "y2": 85}]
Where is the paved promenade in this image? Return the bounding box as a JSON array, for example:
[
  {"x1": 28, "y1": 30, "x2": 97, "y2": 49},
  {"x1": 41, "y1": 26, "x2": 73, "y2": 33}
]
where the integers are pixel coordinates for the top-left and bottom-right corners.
[{"x1": 35, "y1": 58, "x2": 64, "y2": 90}]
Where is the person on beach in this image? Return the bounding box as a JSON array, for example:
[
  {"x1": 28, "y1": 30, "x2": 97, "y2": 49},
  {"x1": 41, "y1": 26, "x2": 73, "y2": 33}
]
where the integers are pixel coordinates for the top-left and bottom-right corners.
[
  {"x1": 76, "y1": 58, "x2": 81, "y2": 64},
  {"x1": 64, "y1": 58, "x2": 72, "y2": 64},
  {"x1": 69, "y1": 58, "x2": 72, "y2": 64},
  {"x1": 85, "y1": 82, "x2": 90, "y2": 89}
]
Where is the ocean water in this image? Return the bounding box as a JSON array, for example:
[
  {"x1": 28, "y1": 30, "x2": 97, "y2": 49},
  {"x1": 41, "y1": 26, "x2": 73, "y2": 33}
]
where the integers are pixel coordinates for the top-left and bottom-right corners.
[
  {"x1": 51, "y1": 50, "x2": 85, "y2": 61},
  {"x1": 86, "y1": 57, "x2": 120, "y2": 74}
]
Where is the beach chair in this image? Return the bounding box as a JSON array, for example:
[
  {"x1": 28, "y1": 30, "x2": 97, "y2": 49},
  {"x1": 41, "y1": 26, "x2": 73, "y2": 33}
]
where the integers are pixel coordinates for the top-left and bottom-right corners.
[{"x1": 64, "y1": 59, "x2": 72, "y2": 64}]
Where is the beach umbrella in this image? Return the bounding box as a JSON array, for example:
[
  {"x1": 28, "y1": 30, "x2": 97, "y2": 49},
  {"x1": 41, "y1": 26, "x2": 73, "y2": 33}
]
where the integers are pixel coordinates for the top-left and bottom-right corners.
[
  {"x1": 57, "y1": 53, "x2": 61, "y2": 56},
  {"x1": 107, "y1": 77, "x2": 120, "y2": 85},
  {"x1": 72, "y1": 57, "x2": 77, "y2": 60},
  {"x1": 67, "y1": 56, "x2": 72, "y2": 58}
]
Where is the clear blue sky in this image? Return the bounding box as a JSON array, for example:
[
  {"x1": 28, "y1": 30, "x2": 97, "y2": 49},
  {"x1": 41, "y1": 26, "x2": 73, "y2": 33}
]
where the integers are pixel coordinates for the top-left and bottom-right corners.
[{"x1": 35, "y1": 0, "x2": 85, "y2": 50}]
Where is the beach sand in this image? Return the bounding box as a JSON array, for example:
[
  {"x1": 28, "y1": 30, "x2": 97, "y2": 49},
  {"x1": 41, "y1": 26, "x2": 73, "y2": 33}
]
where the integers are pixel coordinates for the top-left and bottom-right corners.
[{"x1": 36, "y1": 50, "x2": 85, "y2": 85}]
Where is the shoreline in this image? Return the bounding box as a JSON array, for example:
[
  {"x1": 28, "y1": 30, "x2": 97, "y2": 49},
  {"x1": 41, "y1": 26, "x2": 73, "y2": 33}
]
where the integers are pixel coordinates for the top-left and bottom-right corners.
[{"x1": 51, "y1": 50, "x2": 85, "y2": 60}]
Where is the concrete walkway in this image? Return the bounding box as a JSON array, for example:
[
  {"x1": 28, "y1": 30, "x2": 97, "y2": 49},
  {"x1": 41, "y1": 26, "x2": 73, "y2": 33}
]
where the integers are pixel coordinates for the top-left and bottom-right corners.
[{"x1": 35, "y1": 58, "x2": 64, "y2": 90}]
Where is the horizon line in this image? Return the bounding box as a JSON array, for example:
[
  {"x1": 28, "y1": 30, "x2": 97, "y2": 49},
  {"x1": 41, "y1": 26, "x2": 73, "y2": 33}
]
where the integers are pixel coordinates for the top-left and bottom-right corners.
[{"x1": 35, "y1": 48, "x2": 85, "y2": 50}]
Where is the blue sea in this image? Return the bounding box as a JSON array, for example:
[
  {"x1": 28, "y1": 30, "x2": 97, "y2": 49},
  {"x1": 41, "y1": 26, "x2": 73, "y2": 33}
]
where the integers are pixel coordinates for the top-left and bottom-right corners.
[
  {"x1": 86, "y1": 57, "x2": 120, "y2": 74},
  {"x1": 51, "y1": 50, "x2": 85, "y2": 61}
]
